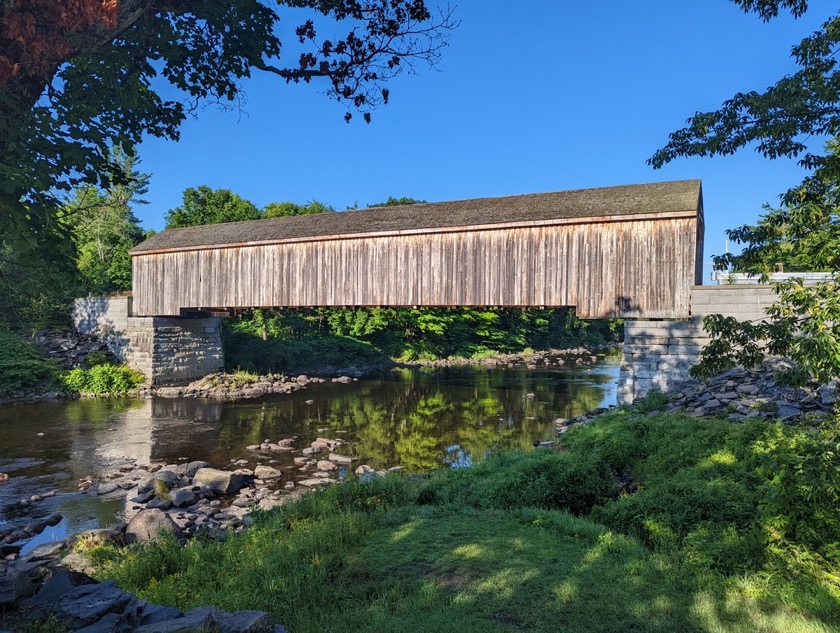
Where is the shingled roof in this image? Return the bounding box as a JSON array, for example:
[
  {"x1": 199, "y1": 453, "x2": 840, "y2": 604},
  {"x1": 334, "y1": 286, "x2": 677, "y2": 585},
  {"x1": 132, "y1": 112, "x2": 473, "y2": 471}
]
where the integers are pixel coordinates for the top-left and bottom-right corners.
[{"x1": 131, "y1": 179, "x2": 702, "y2": 254}]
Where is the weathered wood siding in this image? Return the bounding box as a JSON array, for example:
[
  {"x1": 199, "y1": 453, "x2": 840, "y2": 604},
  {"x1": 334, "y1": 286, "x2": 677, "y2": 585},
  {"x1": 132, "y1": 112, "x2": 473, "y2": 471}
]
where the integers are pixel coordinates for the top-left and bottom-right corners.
[{"x1": 132, "y1": 214, "x2": 699, "y2": 319}]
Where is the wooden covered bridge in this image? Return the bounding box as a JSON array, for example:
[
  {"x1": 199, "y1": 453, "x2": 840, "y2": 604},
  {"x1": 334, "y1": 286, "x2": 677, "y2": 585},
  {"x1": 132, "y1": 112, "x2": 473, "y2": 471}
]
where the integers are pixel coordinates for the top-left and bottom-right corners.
[{"x1": 129, "y1": 180, "x2": 704, "y2": 320}]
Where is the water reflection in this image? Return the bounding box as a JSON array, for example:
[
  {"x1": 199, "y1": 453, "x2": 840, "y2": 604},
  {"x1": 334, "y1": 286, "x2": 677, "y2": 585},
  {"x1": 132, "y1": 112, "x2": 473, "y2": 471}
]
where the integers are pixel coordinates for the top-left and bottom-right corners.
[{"x1": 0, "y1": 358, "x2": 619, "y2": 534}]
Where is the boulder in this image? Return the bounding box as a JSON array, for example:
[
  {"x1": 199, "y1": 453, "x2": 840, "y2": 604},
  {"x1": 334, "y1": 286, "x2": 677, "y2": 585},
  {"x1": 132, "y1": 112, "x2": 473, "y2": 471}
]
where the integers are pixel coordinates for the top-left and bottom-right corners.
[
  {"x1": 185, "y1": 461, "x2": 211, "y2": 478},
  {"x1": 139, "y1": 604, "x2": 183, "y2": 626},
  {"x1": 298, "y1": 478, "x2": 333, "y2": 487},
  {"x1": 192, "y1": 468, "x2": 247, "y2": 494},
  {"x1": 819, "y1": 381, "x2": 837, "y2": 405},
  {"x1": 27, "y1": 580, "x2": 138, "y2": 630},
  {"x1": 125, "y1": 509, "x2": 182, "y2": 543},
  {"x1": 131, "y1": 491, "x2": 155, "y2": 504},
  {"x1": 70, "y1": 528, "x2": 125, "y2": 548},
  {"x1": 153, "y1": 470, "x2": 182, "y2": 489},
  {"x1": 25, "y1": 540, "x2": 66, "y2": 561},
  {"x1": 254, "y1": 465, "x2": 282, "y2": 480},
  {"x1": 146, "y1": 496, "x2": 173, "y2": 511},
  {"x1": 170, "y1": 489, "x2": 198, "y2": 508}
]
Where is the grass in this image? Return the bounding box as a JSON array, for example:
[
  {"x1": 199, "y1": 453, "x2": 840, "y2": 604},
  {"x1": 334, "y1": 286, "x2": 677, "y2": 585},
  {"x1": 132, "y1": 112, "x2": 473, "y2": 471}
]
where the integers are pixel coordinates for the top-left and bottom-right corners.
[{"x1": 89, "y1": 410, "x2": 840, "y2": 633}]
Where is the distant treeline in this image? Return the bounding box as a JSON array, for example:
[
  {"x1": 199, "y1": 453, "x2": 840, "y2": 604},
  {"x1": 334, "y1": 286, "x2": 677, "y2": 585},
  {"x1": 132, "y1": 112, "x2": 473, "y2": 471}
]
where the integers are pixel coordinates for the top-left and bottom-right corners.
[{"x1": 224, "y1": 307, "x2": 621, "y2": 373}]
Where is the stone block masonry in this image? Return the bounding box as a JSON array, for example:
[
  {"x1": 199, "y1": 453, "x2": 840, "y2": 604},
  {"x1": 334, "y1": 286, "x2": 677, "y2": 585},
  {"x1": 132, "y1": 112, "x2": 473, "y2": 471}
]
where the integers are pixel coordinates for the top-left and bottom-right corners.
[
  {"x1": 73, "y1": 297, "x2": 224, "y2": 385},
  {"x1": 618, "y1": 285, "x2": 779, "y2": 405}
]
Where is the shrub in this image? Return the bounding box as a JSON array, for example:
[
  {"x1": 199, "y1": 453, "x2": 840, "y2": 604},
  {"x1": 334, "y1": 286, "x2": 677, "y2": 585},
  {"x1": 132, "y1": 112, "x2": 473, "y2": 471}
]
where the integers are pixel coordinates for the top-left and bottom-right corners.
[
  {"x1": 62, "y1": 364, "x2": 145, "y2": 395},
  {"x1": 753, "y1": 421, "x2": 840, "y2": 558},
  {"x1": 0, "y1": 329, "x2": 59, "y2": 395},
  {"x1": 419, "y1": 448, "x2": 618, "y2": 515}
]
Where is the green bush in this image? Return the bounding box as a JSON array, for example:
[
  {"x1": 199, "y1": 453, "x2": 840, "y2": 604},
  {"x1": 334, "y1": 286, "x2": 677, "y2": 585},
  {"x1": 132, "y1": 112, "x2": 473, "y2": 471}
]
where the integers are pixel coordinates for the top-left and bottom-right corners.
[
  {"x1": 0, "y1": 330, "x2": 59, "y2": 395},
  {"x1": 419, "y1": 448, "x2": 618, "y2": 515},
  {"x1": 753, "y1": 421, "x2": 840, "y2": 558},
  {"x1": 62, "y1": 364, "x2": 145, "y2": 395},
  {"x1": 562, "y1": 411, "x2": 840, "y2": 575}
]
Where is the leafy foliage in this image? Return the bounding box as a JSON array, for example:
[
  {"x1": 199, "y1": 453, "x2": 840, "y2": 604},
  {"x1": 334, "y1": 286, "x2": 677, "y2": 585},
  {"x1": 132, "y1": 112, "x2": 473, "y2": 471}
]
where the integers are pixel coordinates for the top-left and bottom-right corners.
[
  {"x1": 166, "y1": 189, "x2": 336, "y2": 228},
  {"x1": 419, "y1": 449, "x2": 619, "y2": 515},
  {"x1": 713, "y1": 139, "x2": 840, "y2": 274},
  {"x1": 0, "y1": 330, "x2": 59, "y2": 395},
  {"x1": 66, "y1": 148, "x2": 148, "y2": 293},
  {"x1": 0, "y1": 247, "x2": 76, "y2": 332},
  {"x1": 651, "y1": 2, "x2": 840, "y2": 171},
  {"x1": 0, "y1": 1, "x2": 456, "y2": 325},
  {"x1": 224, "y1": 324, "x2": 390, "y2": 374},
  {"x1": 753, "y1": 421, "x2": 840, "y2": 556},
  {"x1": 564, "y1": 410, "x2": 840, "y2": 576},
  {"x1": 225, "y1": 306, "x2": 620, "y2": 372},
  {"x1": 165, "y1": 186, "x2": 261, "y2": 229},
  {"x1": 691, "y1": 146, "x2": 840, "y2": 385},
  {"x1": 263, "y1": 200, "x2": 334, "y2": 218},
  {"x1": 367, "y1": 196, "x2": 427, "y2": 207},
  {"x1": 62, "y1": 363, "x2": 146, "y2": 395}
]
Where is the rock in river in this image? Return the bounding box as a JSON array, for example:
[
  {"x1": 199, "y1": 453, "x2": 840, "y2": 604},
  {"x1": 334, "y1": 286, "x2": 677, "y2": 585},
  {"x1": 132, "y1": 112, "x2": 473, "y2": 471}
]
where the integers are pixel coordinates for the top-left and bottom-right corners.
[
  {"x1": 125, "y1": 509, "x2": 182, "y2": 543},
  {"x1": 192, "y1": 468, "x2": 248, "y2": 494}
]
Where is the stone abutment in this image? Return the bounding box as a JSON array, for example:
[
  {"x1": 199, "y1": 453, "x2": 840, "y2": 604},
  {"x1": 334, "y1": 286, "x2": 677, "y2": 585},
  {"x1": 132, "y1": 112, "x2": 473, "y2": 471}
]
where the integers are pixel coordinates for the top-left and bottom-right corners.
[
  {"x1": 73, "y1": 297, "x2": 224, "y2": 385},
  {"x1": 618, "y1": 285, "x2": 778, "y2": 404}
]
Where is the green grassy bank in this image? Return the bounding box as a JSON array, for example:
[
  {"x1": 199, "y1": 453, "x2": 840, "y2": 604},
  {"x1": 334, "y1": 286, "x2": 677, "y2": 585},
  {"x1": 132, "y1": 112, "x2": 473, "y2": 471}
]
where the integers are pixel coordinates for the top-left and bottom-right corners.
[{"x1": 85, "y1": 408, "x2": 840, "y2": 632}]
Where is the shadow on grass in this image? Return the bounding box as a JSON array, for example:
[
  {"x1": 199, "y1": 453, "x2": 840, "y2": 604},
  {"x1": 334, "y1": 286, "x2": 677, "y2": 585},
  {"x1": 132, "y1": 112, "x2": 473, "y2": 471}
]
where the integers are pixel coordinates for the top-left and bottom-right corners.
[{"x1": 328, "y1": 506, "x2": 839, "y2": 633}]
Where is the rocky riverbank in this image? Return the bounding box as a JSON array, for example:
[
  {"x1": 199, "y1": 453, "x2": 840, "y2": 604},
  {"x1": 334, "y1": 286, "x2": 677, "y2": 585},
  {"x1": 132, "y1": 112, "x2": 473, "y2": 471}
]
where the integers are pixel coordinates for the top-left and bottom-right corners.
[
  {"x1": 1, "y1": 545, "x2": 288, "y2": 632},
  {"x1": 554, "y1": 357, "x2": 837, "y2": 437},
  {"x1": 414, "y1": 346, "x2": 615, "y2": 369},
  {"x1": 0, "y1": 433, "x2": 395, "y2": 560},
  {"x1": 0, "y1": 430, "x2": 404, "y2": 632}
]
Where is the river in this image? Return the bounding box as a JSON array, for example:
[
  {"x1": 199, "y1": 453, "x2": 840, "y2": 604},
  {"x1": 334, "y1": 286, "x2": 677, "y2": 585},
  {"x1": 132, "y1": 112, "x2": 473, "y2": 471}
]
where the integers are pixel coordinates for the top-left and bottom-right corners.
[{"x1": 0, "y1": 356, "x2": 619, "y2": 553}]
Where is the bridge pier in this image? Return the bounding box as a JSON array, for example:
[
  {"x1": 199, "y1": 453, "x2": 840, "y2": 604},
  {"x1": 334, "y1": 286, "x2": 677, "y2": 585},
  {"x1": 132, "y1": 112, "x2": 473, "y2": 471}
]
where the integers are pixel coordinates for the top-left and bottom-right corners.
[
  {"x1": 73, "y1": 297, "x2": 224, "y2": 385},
  {"x1": 617, "y1": 285, "x2": 779, "y2": 404}
]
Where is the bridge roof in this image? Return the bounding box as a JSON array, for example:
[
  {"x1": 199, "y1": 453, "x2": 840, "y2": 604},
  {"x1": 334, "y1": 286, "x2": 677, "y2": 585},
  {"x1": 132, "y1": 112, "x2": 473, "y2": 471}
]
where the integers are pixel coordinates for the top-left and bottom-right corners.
[{"x1": 131, "y1": 179, "x2": 702, "y2": 254}]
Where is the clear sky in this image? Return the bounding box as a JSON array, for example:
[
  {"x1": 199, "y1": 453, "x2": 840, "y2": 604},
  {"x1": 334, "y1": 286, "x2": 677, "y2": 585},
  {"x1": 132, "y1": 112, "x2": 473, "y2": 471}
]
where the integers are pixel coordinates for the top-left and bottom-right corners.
[{"x1": 134, "y1": 1, "x2": 835, "y2": 282}]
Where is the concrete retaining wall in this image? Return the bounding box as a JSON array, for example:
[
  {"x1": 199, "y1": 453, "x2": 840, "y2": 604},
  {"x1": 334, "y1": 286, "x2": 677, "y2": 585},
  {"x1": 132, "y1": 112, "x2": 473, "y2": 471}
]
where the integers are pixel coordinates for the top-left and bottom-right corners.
[
  {"x1": 617, "y1": 285, "x2": 778, "y2": 404},
  {"x1": 73, "y1": 297, "x2": 224, "y2": 385}
]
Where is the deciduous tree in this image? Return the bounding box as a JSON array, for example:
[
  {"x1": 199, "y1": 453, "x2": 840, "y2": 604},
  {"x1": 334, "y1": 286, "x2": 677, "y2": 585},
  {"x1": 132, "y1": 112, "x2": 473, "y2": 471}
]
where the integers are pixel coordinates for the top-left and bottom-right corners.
[
  {"x1": 67, "y1": 148, "x2": 148, "y2": 293},
  {"x1": 165, "y1": 186, "x2": 261, "y2": 228},
  {"x1": 0, "y1": 0, "x2": 456, "y2": 265},
  {"x1": 655, "y1": 1, "x2": 840, "y2": 384},
  {"x1": 263, "y1": 200, "x2": 334, "y2": 218},
  {"x1": 650, "y1": 1, "x2": 838, "y2": 172}
]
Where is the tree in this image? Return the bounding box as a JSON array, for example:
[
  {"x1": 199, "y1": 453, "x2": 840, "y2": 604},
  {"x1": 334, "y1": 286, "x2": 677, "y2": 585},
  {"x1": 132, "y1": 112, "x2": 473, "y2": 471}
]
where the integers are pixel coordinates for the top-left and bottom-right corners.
[
  {"x1": 368, "y1": 196, "x2": 427, "y2": 207},
  {"x1": 652, "y1": 1, "x2": 840, "y2": 384},
  {"x1": 263, "y1": 200, "x2": 334, "y2": 218},
  {"x1": 713, "y1": 139, "x2": 840, "y2": 275},
  {"x1": 0, "y1": 0, "x2": 456, "y2": 270},
  {"x1": 165, "y1": 186, "x2": 261, "y2": 229},
  {"x1": 67, "y1": 148, "x2": 148, "y2": 293},
  {"x1": 650, "y1": 1, "x2": 839, "y2": 172}
]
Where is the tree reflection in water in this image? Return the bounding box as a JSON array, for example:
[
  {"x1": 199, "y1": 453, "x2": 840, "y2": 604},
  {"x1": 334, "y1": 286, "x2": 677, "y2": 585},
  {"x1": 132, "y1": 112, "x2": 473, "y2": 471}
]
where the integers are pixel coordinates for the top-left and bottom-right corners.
[
  {"x1": 0, "y1": 359, "x2": 619, "y2": 535},
  {"x1": 205, "y1": 361, "x2": 620, "y2": 473}
]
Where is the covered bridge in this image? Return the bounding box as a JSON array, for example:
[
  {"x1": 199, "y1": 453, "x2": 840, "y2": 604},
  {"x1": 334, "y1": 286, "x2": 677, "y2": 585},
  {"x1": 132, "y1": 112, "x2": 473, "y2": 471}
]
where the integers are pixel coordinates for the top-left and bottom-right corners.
[{"x1": 130, "y1": 180, "x2": 704, "y2": 319}]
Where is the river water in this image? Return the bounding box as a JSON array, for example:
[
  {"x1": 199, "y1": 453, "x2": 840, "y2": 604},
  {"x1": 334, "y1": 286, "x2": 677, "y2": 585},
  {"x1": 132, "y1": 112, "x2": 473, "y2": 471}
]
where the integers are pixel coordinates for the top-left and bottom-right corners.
[{"x1": 0, "y1": 357, "x2": 619, "y2": 552}]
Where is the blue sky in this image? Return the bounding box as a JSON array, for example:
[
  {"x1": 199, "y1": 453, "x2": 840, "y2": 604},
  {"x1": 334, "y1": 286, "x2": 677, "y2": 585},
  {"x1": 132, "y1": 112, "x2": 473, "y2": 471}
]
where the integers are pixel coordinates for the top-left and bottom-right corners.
[{"x1": 135, "y1": 1, "x2": 834, "y2": 281}]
